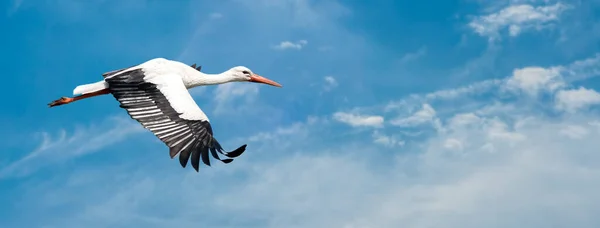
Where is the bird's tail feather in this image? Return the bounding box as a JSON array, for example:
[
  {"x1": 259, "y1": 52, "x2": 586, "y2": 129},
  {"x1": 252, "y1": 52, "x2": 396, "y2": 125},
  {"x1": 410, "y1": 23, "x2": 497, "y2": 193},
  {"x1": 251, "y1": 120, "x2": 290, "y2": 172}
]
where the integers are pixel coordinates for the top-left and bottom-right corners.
[{"x1": 73, "y1": 80, "x2": 109, "y2": 95}]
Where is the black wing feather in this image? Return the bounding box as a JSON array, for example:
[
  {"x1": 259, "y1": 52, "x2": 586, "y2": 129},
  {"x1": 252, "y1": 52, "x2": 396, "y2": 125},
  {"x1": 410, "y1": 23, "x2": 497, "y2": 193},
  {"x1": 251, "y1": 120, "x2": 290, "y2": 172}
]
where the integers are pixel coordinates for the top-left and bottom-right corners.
[{"x1": 200, "y1": 146, "x2": 211, "y2": 167}]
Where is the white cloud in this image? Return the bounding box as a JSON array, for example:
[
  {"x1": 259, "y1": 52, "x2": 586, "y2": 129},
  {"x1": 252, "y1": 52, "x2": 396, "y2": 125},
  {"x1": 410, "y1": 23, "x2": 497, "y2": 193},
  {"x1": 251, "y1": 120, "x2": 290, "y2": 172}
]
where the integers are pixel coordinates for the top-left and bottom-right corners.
[
  {"x1": 448, "y1": 113, "x2": 482, "y2": 128},
  {"x1": 272, "y1": 40, "x2": 308, "y2": 50},
  {"x1": 555, "y1": 87, "x2": 600, "y2": 113},
  {"x1": 390, "y1": 104, "x2": 437, "y2": 127},
  {"x1": 324, "y1": 76, "x2": 337, "y2": 86},
  {"x1": 323, "y1": 76, "x2": 338, "y2": 91},
  {"x1": 469, "y1": 2, "x2": 571, "y2": 41},
  {"x1": 505, "y1": 66, "x2": 564, "y2": 95},
  {"x1": 333, "y1": 112, "x2": 384, "y2": 128}
]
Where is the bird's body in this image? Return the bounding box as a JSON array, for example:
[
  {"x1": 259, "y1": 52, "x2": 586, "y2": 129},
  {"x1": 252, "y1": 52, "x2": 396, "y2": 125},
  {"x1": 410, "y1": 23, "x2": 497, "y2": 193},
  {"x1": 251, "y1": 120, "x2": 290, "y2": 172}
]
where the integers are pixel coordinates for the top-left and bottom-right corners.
[{"x1": 49, "y1": 58, "x2": 282, "y2": 172}]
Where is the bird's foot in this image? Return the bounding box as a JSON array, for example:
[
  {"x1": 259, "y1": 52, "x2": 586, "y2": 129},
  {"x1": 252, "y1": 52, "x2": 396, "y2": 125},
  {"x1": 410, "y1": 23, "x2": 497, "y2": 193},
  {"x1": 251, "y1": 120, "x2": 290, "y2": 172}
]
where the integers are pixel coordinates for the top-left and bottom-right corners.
[{"x1": 48, "y1": 97, "x2": 74, "y2": 107}]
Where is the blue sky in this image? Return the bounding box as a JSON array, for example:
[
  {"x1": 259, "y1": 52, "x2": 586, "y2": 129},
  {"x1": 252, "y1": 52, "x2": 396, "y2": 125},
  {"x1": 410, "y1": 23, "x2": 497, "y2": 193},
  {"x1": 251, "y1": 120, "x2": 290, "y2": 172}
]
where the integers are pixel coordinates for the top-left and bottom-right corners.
[{"x1": 2, "y1": 0, "x2": 600, "y2": 227}]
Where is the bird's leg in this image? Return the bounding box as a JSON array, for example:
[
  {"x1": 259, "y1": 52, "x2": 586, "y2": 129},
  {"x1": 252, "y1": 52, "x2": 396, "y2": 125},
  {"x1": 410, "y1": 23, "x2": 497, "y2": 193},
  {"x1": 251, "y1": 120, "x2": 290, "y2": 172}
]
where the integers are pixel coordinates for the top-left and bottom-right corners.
[{"x1": 48, "y1": 89, "x2": 110, "y2": 107}]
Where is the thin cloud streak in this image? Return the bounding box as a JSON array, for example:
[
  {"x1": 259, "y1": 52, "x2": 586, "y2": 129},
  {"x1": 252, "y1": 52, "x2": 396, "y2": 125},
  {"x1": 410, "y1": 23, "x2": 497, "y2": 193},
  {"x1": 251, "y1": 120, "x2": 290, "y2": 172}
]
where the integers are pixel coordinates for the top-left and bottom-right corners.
[
  {"x1": 0, "y1": 116, "x2": 144, "y2": 179},
  {"x1": 272, "y1": 40, "x2": 308, "y2": 50}
]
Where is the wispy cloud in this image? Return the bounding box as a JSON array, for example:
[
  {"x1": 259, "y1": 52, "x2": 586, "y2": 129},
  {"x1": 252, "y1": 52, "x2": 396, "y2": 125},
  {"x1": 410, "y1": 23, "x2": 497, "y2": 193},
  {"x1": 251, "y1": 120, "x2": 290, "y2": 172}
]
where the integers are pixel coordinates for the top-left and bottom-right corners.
[
  {"x1": 246, "y1": 123, "x2": 306, "y2": 143},
  {"x1": 212, "y1": 83, "x2": 260, "y2": 114},
  {"x1": 390, "y1": 104, "x2": 439, "y2": 128},
  {"x1": 424, "y1": 79, "x2": 502, "y2": 100},
  {"x1": 563, "y1": 53, "x2": 600, "y2": 83},
  {"x1": 0, "y1": 116, "x2": 143, "y2": 179},
  {"x1": 469, "y1": 2, "x2": 571, "y2": 41},
  {"x1": 333, "y1": 112, "x2": 384, "y2": 128},
  {"x1": 398, "y1": 46, "x2": 427, "y2": 64},
  {"x1": 272, "y1": 40, "x2": 308, "y2": 50},
  {"x1": 386, "y1": 52, "x2": 600, "y2": 113},
  {"x1": 323, "y1": 76, "x2": 338, "y2": 91}
]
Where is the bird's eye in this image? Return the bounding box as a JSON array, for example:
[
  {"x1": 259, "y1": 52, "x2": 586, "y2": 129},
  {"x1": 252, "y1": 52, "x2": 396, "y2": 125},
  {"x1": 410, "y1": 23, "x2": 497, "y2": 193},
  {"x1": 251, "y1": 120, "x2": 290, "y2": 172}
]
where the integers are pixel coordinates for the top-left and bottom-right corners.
[{"x1": 242, "y1": 71, "x2": 250, "y2": 75}]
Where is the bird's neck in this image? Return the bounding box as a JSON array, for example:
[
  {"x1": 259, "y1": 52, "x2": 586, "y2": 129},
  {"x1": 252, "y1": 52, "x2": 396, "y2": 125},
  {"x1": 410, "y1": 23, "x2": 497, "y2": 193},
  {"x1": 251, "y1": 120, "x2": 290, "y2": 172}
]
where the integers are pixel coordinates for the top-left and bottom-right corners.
[{"x1": 187, "y1": 72, "x2": 236, "y2": 88}]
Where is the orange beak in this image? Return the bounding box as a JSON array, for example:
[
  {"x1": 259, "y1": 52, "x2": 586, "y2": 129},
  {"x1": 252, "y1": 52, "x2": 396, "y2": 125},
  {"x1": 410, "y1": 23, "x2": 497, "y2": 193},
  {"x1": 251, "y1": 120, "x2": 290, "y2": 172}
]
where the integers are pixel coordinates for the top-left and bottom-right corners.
[{"x1": 249, "y1": 74, "x2": 282, "y2": 87}]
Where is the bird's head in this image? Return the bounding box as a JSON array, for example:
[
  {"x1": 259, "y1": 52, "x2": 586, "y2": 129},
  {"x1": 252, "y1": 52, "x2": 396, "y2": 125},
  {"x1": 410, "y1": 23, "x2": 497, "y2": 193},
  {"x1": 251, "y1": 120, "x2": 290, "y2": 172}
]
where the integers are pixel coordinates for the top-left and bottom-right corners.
[{"x1": 227, "y1": 66, "x2": 282, "y2": 87}]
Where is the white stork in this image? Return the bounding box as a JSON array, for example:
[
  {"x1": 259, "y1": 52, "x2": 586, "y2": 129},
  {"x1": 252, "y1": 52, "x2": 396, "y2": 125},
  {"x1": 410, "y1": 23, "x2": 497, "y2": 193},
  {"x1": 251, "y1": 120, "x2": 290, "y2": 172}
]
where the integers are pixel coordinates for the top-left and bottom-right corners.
[{"x1": 48, "y1": 58, "x2": 282, "y2": 172}]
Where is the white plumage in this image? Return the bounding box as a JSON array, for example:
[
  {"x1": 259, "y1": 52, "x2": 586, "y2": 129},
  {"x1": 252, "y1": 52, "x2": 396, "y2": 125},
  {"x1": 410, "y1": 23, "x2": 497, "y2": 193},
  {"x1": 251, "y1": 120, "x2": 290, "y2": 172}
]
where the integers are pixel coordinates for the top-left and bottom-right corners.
[
  {"x1": 49, "y1": 58, "x2": 282, "y2": 172},
  {"x1": 73, "y1": 80, "x2": 108, "y2": 95}
]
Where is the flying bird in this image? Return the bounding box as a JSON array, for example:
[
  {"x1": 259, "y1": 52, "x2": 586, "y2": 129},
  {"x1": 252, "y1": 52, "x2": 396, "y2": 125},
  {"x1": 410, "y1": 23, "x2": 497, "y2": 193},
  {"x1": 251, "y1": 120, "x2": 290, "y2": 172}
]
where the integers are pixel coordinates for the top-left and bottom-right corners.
[{"x1": 48, "y1": 58, "x2": 282, "y2": 171}]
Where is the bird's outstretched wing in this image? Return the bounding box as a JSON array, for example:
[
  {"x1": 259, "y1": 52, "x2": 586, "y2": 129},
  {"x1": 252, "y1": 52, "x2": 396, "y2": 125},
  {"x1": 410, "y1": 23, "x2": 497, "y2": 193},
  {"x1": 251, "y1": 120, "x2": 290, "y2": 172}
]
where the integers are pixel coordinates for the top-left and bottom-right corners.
[{"x1": 103, "y1": 68, "x2": 246, "y2": 171}]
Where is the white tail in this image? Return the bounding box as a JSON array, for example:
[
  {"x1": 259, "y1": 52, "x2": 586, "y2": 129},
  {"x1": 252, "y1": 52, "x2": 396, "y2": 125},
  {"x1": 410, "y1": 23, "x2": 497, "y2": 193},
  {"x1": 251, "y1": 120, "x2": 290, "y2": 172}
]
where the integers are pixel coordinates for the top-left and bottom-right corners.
[{"x1": 73, "y1": 80, "x2": 109, "y2": 95}]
